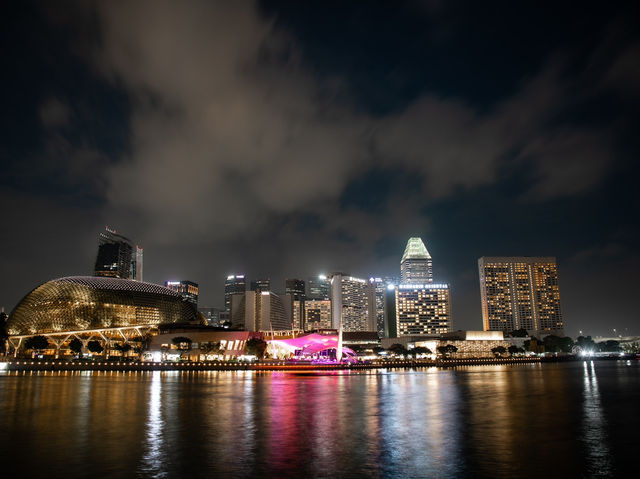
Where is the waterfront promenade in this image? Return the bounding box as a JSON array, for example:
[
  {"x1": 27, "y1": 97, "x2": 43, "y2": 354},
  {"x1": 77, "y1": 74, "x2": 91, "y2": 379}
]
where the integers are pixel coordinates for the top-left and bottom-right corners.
[{"x1": 2, "y1": 357, "x2": 547, "y2": 372}]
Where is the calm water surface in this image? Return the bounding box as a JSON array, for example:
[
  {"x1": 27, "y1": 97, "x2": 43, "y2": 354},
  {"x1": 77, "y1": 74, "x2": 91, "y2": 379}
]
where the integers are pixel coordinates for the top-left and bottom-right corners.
[{"x1": 1, "y1": 361, "x2": 638, "y2": 478}]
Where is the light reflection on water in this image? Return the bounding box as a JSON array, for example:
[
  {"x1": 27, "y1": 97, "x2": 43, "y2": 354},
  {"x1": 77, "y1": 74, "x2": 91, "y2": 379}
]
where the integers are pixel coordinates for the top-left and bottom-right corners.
[
  {"x1": 141, "y1": 371, "x2": 165, "y2": 477},
  {"x1": 0, "y1": 363, "x2": 638, "y2": 478},
  {"x1": 582, "y1": 361, "x2": 612, "y2": 477}
]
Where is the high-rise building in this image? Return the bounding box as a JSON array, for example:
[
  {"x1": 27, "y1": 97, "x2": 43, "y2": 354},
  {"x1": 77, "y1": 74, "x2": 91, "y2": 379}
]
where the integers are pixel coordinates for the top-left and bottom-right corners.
[
  {"x1": 478, "y1": 257, "x2": 563, "y2": 334},
  {"x1": 224, "y1": 274, "x2": 246, "y2": 312},
  {"x1": 400, "y1": 237, "x2": 433, "y2": 284},
  {"x1": 250, "y1": 279, "x2": 271, "y2": 292},
  {"x1": 307, "y1": 275, "x2": 330, "y2": 300},
  {"x1": 369, "y1": 277, "x2": 387, "y2": 337},
  {"x1": 392, "y1": 237, "x2": 452, "y2": 337},
  {"x1": 285, "y1": 279, "x2": 306, "y2": 330},
  {"x1": 384, "y1": 284, "x2": 397, "y2": 338},
  {"x1": 395, "y1": 283, "x2": 452, "y2": 336},
  {"x1": 305, "y1": 299, "x2": 332, "y2": 330},
  {"x1": 94, "y1": 227, "x2": 134, "y2": 279},
  {"x1": 165, "y1": 280, "x2": 199, "y2": 307},
  {"x1": 330, "y1": 273, "x2": 375, "y2": 332},
  {"x1": 285, "y1": 279, "x2": 305, "y2": 299},
  {"x1": 230, "y1": 291, "x2": 292, "y2": 331}
]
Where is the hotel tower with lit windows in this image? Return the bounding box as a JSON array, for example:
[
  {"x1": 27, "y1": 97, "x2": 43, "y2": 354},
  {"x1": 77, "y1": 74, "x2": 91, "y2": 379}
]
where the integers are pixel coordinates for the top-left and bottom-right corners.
[
  {"x1": 394, "y1": 237, "x2": 452, "y2": 336},
  {"x1": 478, "y1": 257, "x2": 564, "y2": 335}
]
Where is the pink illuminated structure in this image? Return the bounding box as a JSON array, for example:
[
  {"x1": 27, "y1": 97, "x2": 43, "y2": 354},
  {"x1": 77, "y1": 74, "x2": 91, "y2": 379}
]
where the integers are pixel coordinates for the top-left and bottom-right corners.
[{"x1": 267, "y1": 334, "x2": 357, "y2": 364}]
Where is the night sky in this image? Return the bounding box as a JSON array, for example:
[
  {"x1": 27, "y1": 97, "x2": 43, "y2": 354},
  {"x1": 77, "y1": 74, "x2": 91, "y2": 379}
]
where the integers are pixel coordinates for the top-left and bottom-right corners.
[{"x1": 1, "y1": 1, "x2": 638, "y2": 337}]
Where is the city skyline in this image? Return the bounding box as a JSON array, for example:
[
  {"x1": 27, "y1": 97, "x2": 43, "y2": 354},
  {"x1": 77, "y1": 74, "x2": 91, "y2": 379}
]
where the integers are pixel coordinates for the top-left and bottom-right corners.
[{"x1": 1, "y1": 2, "x2": 638, "y2": 338}]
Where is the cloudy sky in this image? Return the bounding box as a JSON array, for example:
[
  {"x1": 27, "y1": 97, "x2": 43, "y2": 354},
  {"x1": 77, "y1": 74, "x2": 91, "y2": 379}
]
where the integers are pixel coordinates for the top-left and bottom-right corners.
[{"x1": 1, "y1": 1, "x2": 638, "y2": 337}]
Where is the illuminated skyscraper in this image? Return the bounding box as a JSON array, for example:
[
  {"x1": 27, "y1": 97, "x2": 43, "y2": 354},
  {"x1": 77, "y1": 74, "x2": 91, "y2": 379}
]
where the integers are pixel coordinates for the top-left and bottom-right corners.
[
  {"x1": 307, "y1": 275, "x2": 330, "y2": 300},
  {"x1": 165, "y1": 280, "x2": 199, "y2": 307},
  {"x1": 400, "y1": 237, "x2": 433, "y2": 284},
  {"x1": 368, "y1": 277, "x2": 387, "y2": 337},
  {"x1": 285, "y1": 279, "x2": 306, "y2": 330},
  {"x1": 224, "y1": 274, "x2": 246, "y2": 312},
  {"x1": 330, "y1": 273, "x2": 375, "y2": 332},
  {"x1": 305, "y1": 299, "x2": 332, "y2": 330},
  {"x1": 393, "y1": 237, "x2": 451, "y2": 336},
  {"x1": 230, "y1": 291, "x2": 292, "y2": 331},
  {"x1": 395, "y1": 283, "x2": 452, "y2": 335},
  {"x1": 478, "y1": 257, "x2": 563, "y2": 334},
  {"x1": 384, "y1": 284, "x2": 397, "y2": 338},
  {"x1": 94, "y1": 227, "x2": 134, "y2": 279}
]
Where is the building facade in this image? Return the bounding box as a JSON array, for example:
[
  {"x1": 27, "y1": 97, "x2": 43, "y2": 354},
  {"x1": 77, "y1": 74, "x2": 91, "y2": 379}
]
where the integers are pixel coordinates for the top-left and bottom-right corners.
[
  {"x1": 224, "y1": 274, "x2": 246, "y2": 312},
  {"x1": 330, "y1": 274, "x2": 375, "y2": 332},
  {"x1": 307, "y1": 275, "x2": 330, "y2": 300},
  {"x1": 7, "y1": 276, "x2": 201, "y2": 336},
  {"x1": 478, "y1": 257, "x2": 563, "y2": 334},
  {"x1": 400, "y1": 237, "x2": 433, "y2": 284},
  {"x1": 250, "y1": 279, "x2": 271, "y2": 292},
  {"x1": 395, "y1": 283, "x2": 452, "y2": 336},
  {"x1": 94, "y1": 227, "x2": 135, "y2": 279},
  {"x1": 165, "y1": 280, "x2": 199, "y2": 307},
  {"x1": 305, "y1": 299, "x2": 332, "y2": 330},
  {"x1": 285, "y1": 279, "x2": 306, "y2": 330},
  {"x1": 382, "y1": 330, "x2": 512, "y2": 359},
  {"x1": 147, "y1": 326, "x2": 263, "y2": 360},
  {"x1": 369, "y1": 277, "x2": 387, "y2": 337},
  {"x1": 230, "y1": 291, "x2": 292, "y2": 332}
]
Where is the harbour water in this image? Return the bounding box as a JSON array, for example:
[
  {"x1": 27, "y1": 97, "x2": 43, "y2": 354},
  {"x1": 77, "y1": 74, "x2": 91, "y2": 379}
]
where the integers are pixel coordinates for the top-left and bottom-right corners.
[{"x1": 0, "y1": 361, "x2": 637, "y2": 478}]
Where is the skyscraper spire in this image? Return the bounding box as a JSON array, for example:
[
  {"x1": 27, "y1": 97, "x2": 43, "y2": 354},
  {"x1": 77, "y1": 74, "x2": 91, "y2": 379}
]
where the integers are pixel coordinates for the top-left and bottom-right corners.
[{"x1": 400, "y1": 237, "x2": 433, "y2": 283}]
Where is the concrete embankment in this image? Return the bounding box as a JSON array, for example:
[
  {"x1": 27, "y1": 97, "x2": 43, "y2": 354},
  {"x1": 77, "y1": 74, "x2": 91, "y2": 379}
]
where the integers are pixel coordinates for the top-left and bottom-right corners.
[{"x1": 1, "y1": 357, "x2": 543, "y2": 372}]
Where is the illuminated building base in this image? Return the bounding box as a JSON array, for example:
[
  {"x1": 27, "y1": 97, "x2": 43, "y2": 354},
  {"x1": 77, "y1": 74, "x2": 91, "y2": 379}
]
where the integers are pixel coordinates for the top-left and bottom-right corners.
[{"x1": 267, "y1": 333, "x2": 357, "y2": 363}]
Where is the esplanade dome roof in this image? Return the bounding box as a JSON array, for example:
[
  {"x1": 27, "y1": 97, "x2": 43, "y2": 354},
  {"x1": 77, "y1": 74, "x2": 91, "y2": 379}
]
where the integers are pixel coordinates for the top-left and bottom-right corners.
[{"x1": 8, "y1": 276, "x2": 200, "y2": 336}]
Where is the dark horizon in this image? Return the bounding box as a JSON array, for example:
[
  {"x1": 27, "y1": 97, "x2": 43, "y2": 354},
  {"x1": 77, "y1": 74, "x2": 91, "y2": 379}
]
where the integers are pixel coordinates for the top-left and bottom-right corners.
[{"x1": 1, "y1": 1, "x2": 639, "y2": 338}]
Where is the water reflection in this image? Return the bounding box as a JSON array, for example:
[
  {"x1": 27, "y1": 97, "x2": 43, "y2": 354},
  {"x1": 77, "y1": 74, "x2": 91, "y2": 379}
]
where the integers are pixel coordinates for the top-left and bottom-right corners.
[
  {"x1": 0, "y1": 364, "x2": 636, "y2": 478},
  {"x1": 582, "y1": 361, "x2": 612, "y2": 477},
  {"x1": 140, "y1": 371, "x2": 165, "y2": 477}
]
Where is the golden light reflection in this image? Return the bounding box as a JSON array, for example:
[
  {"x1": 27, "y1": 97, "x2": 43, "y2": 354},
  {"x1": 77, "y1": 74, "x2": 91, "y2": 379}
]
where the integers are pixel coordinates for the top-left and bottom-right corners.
[{"x1": 141, "y1": 371, "x2": 163, "y2": 475}]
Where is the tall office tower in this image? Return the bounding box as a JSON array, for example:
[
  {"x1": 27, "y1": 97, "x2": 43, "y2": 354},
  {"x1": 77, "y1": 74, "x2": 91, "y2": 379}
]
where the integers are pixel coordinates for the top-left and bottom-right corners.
[
  {"x1": 305, "y1": 299, "x2": 332, "y2": 330},
  {"x1": 250, "y1": 279, "x2": 271, "y2": 292},
  {"x1": 285, "y1": 279, "x2": 306, "y2": 330},
  {"x1": 133, "y1": 246, "x2": 144, "y2": 281},
  {"x1": 478, "y1": 257, "x2": 564, "y2": 334},
  {"x1": 400, "y1": 237, "x2": 433, "y2": 284},
  {"x1": 395, "y1": 283, "x2": 452, "y2": 336},
  {"x1": 165, "y1": 280, "x2": 199, "y2": 307},
  {"x1": 224, "y1": 274, "x2": 246, "y2": 312},
  {"x1": 94, "y1": 227, "x2": 134, "y2": 279},
  {"x1": 384, "y1": 284, "x2": 397, "y2": 338},
  {"x1": 230, "y1": 291, "x2": 292, "y2": 331},
  {"x1": 330, "y1": 273, "x2": 375, "y2": 332},
  {"x1": 369, "y1": 277, "x2": 387, "y2": 337},
  {"x1": 307, "y1": 275, "x2": 330, "y2": 300}
]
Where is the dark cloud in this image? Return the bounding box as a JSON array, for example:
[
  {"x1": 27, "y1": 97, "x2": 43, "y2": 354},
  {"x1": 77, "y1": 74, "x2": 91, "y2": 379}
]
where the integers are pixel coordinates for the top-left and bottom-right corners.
[
  {"x1": 604, "y1": 42, "x2": 640, "y2": 97},
  {"x1": 91, "y1": 2, "x2": 613, "y2": 243},
  {"x1": 90, "y1": 1, "x2": 370, "y2": 242},
  {"x1": 39, "y1": 97, "x2": 70, "y2": 128},
  {"x1": 517, "y1": 129, "x2": 611, "y2": 200}
]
